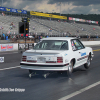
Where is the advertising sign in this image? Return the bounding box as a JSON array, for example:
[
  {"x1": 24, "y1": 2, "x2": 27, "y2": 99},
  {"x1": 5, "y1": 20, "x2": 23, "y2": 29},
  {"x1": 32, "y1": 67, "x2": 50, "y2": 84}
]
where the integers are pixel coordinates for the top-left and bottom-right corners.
[
  {"x1": 28, "y1": 43, "x2": 33, "y2": 49},
  {"x1": 0, "y1": 7, "x2": 6, "y2": 11},
  {"x1": 69, "y1": 16, "x2": 98, "y2": 24},
  {"x1": 0, "y1": 7, "x2": 27, "y2": 14},
  {"x1": 0, "y1": 57, "x2": 4, "y2": 63},
  {"x1": 69, "y1": 17, "x2": 73, "y2": 20},
  {"x1": 19, "y1": 43, "x2": 28, "y2": 50},
  {"x1": 18, "y1": 43, "x2": 34, "y2": 50},
  {"x1": 30, "y1": 11, "x2": 67, "y2": 20},
  {"x1": 1, "y1": 44, "x2": 13, "y2": 51}
]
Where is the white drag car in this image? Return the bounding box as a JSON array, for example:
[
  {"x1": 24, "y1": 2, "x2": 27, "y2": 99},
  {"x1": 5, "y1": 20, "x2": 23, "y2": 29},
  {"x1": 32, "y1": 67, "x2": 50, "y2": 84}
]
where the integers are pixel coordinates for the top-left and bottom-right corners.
[{"x1": 20, "y1": 37, "x2": 94, "y2": 78}]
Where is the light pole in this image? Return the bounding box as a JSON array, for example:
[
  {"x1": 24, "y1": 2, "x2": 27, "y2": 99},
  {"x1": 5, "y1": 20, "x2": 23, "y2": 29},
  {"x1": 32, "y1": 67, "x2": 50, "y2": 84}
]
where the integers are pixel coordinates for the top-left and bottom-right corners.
[
  {"x1": 59, "y1": 2, "x2": 61, "y2": 16},
  {"x1": 2, "y1": 0, "x2": 3, "y2": 7}
]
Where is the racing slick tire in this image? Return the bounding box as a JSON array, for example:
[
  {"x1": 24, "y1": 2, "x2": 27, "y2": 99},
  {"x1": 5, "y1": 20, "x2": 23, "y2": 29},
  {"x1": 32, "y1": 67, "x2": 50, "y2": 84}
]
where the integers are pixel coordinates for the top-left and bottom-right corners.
[
  {"x1": 84, "y1": 55, "x2": 91, "y2": 69},
  {"x1": 67, "y1": 61, "x2": 73, "y2": 76}
]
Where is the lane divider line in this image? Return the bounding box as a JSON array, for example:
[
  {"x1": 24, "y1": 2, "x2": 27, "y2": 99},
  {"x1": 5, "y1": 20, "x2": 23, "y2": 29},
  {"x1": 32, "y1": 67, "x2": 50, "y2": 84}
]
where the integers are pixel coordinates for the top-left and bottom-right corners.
[
  {"x1": 58, "y1": 81, "x2": 100, "y2": 100},
  {"x1": 0, "y1": 66, "x2": 20, "y2": 71},
  {"x1": 0, "y1": 52, "x2": 18, "y2": 55},
  {"x1": 93, "y1": 49, "x2": 100, "y2": 51}
]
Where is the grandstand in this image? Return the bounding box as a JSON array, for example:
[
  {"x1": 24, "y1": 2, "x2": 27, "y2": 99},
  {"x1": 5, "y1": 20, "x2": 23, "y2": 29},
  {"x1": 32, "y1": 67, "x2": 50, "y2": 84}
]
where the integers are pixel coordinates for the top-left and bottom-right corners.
[{"x1": 0, "y1": 10, "x2": 100, "y2": 37}]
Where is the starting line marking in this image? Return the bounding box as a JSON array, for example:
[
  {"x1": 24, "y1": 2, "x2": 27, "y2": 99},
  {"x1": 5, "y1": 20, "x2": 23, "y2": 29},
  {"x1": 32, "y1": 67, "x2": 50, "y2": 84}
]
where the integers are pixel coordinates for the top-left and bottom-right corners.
[
  {"x1": 0, "y1": 66, "x2": 20, "y2": 71},
  {"x1": 59, "y1": 81, "x2": 100, "y2": 100}
]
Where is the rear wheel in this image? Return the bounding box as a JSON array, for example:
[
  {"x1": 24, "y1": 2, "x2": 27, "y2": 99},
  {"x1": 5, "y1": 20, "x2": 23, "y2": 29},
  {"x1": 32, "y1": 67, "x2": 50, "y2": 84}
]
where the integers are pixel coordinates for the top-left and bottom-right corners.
[
  {"x1": 67, "y1": 61, "x2": 73, "y2": 76},
  {"x1": 84, "y1": 55, "x2": 91, "y2": 69}
]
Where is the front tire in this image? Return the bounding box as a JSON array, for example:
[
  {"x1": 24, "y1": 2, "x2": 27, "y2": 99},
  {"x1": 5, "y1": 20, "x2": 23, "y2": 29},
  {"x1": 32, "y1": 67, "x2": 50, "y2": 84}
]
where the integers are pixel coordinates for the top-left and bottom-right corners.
[{"x1": 84, "y1": 55, "x2": 91, "y2": 69}]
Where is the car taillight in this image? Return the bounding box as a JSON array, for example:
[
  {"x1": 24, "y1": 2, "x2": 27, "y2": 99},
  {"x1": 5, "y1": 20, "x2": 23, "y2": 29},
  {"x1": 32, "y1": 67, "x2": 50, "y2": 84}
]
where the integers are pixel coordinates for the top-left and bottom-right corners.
[
  {"x1": 57, "y1": 57, "x2": 63, "y2": 63},
  {"x1": 22, "y1": 56, "x2": 26, "y2": 61}
]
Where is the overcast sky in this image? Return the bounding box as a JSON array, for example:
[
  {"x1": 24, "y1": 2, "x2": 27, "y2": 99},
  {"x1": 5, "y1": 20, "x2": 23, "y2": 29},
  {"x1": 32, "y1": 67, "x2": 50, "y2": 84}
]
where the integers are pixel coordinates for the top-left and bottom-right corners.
[{"x1": 1, "y1": 0, "x2": 100, "y2": 14}]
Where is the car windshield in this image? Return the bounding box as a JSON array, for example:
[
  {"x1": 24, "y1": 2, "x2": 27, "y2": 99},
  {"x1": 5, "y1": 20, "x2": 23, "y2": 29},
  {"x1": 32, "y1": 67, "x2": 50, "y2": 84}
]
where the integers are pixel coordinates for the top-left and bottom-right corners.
[{"x1": 33, "y1": 40, "x2": 68, "y2": 50}]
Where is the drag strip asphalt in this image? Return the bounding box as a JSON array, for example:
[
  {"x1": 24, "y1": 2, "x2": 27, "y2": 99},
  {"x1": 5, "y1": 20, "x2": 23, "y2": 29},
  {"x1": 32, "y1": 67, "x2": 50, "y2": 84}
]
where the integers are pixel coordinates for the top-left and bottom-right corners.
[{"x1": 0, "y1": 46, "x2": 100, "y2": 100}]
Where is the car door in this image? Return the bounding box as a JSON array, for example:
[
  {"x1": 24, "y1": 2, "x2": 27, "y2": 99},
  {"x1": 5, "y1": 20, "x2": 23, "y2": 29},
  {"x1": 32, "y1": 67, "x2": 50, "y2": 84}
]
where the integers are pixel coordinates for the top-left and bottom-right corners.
[{"x1": 71, "y1": 39, "x2": 87, "y2": 67}]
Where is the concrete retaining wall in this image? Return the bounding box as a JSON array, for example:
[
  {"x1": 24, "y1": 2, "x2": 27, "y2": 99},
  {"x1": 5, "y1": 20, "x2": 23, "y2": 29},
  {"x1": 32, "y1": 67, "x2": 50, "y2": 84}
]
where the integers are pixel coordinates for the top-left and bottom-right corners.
[
  {"x1": 0, "y1": 43, "x2": 18, "y2": 52},
  {"x1": 82, "y1": 41, "x2": 100, "y2": 46},
  {"x1": 0, "y1": 41, "x2": 100, "y2": 52}
]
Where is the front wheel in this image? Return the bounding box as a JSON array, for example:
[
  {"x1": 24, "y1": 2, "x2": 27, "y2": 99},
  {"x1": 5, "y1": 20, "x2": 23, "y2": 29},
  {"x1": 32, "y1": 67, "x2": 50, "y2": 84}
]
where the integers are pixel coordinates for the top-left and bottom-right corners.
[
  {"x1": 67, "y1": 61, "x2": 73, "y2": 76},
  {"x1": 84, "y1": 55, "x2": 91, "y2": 69}
]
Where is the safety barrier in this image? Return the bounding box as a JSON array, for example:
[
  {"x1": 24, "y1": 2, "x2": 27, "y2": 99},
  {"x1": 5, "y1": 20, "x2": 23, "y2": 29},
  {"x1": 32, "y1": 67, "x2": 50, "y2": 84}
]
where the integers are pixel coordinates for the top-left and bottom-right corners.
[
  {"x1": 82, "y1": 41, "x2": 100, "y2": 46},
  {"x1": 0, "y1": 43, "x2": 18, "y2": 52},
  {"x1": 18, "y1": 43, "x2": 34, "y2": 50},
  {"x1": 0, "y1": 41, "x2": 100, "y2": 52}
]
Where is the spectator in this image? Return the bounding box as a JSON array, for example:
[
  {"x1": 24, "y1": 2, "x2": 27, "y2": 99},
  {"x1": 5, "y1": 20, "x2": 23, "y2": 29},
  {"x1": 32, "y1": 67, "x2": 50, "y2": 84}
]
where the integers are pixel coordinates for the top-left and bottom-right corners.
[
  {"x1": 2, "y1": 33, "x2": 5, "y2": 40},
  {"x1": 82, "y1": 28, "x2": 84, "y2": 31},
  {"x1": 64, "y1": 32, "x2": 66, "y2": 36},
  {"x1": 0, "y1": 26, "x2": 2, "y2": 30},
  {"x1": 10, "y1": 25, "x2": 12, "y2": 30},
  {"x1": 49, "y1": 28, "x2": 52, "y2": 32},
  {"x1": 0, "y1": 35, "x2": 1, "y2": 40},
  {"x1": 11, "y1": 22, "x2": 13, "y2": 26},
  {"x1": 93, "y1": 28, "x2": 95, "y2": 30},
  {"x1": 0, "y1": 26, "x2": 3, "y2": 30},
  {"x1": 76, "y1": 30, "x2": 79, "y2": 33},
  {"x1": 33, "y1": 26, "x2": 35, "y2": 30},
  {"x1": 2, "y1": 12, "x2": 5, "y2": 16},
  {"x1": 13, "y1": 24, "x2": 15, "y2": 28}
]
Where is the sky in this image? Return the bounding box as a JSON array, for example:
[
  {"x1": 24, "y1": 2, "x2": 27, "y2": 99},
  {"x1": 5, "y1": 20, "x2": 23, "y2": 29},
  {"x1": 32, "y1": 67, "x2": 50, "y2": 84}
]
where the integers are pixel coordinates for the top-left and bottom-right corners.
[{"x1": 1, "y1": 0, "x2": 100, "y2": 14}]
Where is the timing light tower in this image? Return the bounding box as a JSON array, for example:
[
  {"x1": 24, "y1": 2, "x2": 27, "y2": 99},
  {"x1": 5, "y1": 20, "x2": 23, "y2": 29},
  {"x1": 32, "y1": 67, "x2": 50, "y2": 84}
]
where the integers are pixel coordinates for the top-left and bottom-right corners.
[{"x1": 19, "y1": 17, "x2": 30, "y2": 50}]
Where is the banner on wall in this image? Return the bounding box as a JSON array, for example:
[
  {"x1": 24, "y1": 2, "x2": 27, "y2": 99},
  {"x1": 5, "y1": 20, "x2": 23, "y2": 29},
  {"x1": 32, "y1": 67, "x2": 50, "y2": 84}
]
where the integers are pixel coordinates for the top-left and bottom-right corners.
[
  {"x1": 69, "y1": 16, "x2": 98, "y2": 24},
  {"x1": 0, "y1": 7, "x2": 27, "y2": 14},
  {"x1": 0, "y1": 44, "x2": 13, "y2": 51},
  {"x1": 18, "y1": 43, "x2": 34, "y2": 50},
  {"x1": 30, "y1": 11, "x2": 67, "y2": 20},
  {"x1": 69, "y1": 17, "x2": 73, "y2": 20}
]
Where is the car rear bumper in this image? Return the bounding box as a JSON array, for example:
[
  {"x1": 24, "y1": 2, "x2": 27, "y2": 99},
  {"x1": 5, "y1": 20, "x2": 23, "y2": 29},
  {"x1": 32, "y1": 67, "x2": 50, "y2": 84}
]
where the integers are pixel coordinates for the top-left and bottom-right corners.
[{"x1": 20, "y1": 63, "x2": 69, "y2": 71}]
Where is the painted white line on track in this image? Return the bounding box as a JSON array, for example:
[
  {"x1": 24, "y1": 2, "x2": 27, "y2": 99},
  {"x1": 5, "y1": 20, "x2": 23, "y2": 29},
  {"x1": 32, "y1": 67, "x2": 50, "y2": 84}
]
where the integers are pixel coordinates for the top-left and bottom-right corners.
[
  {"x1": 59, "y1": 81, "x2": 100, "y2": 100},
  {"x1": 0, "y1": 66, "x2": 20, "y2": 71},
  {"x1": 0, "y1": 52, "x2": 18, "y2": 55}
]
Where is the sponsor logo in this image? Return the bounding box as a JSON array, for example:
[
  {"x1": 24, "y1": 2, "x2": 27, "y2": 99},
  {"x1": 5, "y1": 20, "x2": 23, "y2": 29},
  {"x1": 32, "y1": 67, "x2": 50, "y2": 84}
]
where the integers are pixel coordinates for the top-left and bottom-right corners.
[
  {"x1": 17, "y1": 10, "x2": 22, "y2": 13},
  {"x1": 22, "y1": 10, "x2": 27, "y2": 14},
  {"x1": 0, "y1": 57, "x2": 4, "y2": 63},
  {"x1": 81, "y1": 52, "x2": 86, "y2": 56},
  {"x1": 1, "y1": 45, "x2": 13, "y2": 51},
  {"x1": 6, "y1": 8, "x2": 11, "y2": 11},
  {"x1": 12, "y1": 9, "x2": 16, "y2": 12},
  {"x1": 0, "y1": 7, "x2": 4, "y2": 10},
  {"x1": 77, "y1": 55, "x2": 88, "y2": 61}
]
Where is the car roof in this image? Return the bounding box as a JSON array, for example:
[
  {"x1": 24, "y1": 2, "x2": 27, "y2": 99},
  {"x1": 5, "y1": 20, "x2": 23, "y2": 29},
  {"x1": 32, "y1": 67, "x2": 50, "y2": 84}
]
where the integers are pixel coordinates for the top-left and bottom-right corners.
[{"x1": 41, "y1": 37, "x2": 77, "y2": 41}]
